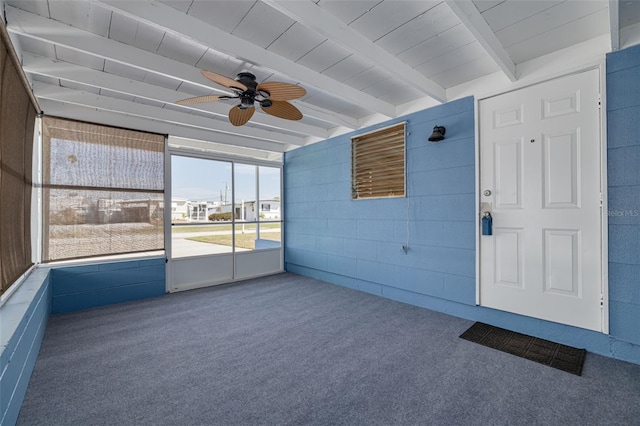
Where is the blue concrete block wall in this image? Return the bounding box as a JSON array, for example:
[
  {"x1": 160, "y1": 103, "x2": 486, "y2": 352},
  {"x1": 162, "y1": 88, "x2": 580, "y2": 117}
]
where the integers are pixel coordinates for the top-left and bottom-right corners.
[
  {"x1": 51, "y1": 257, "x2": 166, "y2": 314},
  {"x1": 284, "y1": 53, "x2": 640, "y2": 364},
  {"x1": 284, "y1": 96, "x2": 477, "y2": 305},
  {"x1": 606, "y1": 43, "x2": 640, "y2": 348},
  {"x1": 0, "y1": 269, "x2": 50, "y2": 426}
]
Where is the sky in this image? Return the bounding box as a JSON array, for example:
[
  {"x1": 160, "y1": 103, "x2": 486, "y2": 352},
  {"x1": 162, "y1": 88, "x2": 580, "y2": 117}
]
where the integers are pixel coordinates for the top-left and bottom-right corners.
[{"x1": 171, "y1": 156, "x2": 280, "y2": 202}]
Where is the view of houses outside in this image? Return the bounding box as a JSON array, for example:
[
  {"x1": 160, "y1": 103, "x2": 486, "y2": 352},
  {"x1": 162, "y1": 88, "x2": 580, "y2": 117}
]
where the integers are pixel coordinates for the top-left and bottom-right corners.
[{"x1": 171, "y1": 156, "x2": 282, "y2": 257}]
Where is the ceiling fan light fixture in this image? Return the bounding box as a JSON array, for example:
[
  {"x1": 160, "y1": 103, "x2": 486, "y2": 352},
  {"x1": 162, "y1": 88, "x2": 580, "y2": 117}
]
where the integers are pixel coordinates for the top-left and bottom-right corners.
[{"x1": 239, "y1": 95, "x2": 254, "y2": 109}]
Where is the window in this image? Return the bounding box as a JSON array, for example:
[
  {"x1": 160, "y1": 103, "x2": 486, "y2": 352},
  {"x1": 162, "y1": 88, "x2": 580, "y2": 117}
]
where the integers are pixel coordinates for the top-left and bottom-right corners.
[
  {"x1": 41, "y1": 117, "x2": 165, "y2": 261},
  {"x1": 0, "y1": 28, "x2": 37, "y2": 296},
  {"x1": 351, "y1": 122, "x2": 406, "y2": 200},
  {"x1": 261, "y1": 204, "x2": 271, "y2": 211}
]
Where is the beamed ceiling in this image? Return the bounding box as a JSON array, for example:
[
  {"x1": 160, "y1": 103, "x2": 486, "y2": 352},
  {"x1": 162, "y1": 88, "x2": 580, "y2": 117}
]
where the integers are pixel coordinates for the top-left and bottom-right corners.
[{"x1": 3, "y1": 0, "x2": 640, "y2": 161}]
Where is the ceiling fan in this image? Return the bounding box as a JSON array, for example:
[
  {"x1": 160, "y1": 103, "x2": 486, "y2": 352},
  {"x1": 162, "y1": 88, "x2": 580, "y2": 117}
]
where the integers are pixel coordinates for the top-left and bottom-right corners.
[{"x1": 176, "y1": 70, "x2": 306, "y2": 126}]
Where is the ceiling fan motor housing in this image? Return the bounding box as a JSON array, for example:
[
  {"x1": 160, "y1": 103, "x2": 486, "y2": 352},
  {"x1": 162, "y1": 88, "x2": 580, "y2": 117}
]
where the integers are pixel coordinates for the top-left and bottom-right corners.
[{"x1": 239, "y1": 94, "x2": 254, "y2": 109}]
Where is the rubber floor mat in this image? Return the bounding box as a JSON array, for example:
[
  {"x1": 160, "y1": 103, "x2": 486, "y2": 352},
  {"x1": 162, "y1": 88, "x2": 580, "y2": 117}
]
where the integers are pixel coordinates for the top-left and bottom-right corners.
[{"x1": 460, "y1": 322, "x2": 586, "y2": 376}]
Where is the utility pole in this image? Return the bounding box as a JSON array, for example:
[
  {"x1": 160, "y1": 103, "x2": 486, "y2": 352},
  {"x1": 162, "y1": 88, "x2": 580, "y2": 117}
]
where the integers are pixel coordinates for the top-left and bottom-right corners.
[{"x1": 223, "y1": 182, "x2": 229, "y2": 204}]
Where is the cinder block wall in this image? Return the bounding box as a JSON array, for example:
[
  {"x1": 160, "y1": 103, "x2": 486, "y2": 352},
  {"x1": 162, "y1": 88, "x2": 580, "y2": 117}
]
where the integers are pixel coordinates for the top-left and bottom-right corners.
[
  {"x1": 606, "y1": 43, "x2": 640, "y2": 351},
  {"x1": 51, "y1": 258, "x2": 166, "y2": 314},
  {"x1": 284, "y1": 97, "x2": 476, "y2": 305},
  {"x1": 284, "y1": 61, "x2": 640, "y2": 363}
]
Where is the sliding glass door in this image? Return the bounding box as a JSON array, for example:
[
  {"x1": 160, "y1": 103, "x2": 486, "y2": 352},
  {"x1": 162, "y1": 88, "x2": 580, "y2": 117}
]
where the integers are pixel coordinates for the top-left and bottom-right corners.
[{"x1": 167, "y1": 153, "x2": 282, "y2": 292}]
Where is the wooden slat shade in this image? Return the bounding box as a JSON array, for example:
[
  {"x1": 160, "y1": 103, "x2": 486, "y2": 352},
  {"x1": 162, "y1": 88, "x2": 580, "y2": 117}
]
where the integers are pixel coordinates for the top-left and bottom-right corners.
[{"x1": 351, "y1": 122, "x2": 405, "y2": 199}]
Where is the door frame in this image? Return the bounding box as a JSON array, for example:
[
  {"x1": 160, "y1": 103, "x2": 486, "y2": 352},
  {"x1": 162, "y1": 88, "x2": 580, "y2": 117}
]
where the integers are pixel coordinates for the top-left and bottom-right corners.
[
  {"x1": 474, "y1": 61, "x2": 609, "y2": 334},
  {"x1": 164, "y1": 146, "x2": 284, "y2": 293}
]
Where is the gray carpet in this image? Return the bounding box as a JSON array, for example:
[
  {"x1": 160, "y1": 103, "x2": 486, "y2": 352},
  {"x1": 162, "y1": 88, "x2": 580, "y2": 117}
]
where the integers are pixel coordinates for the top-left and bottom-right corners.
[{"x1": 17, "y1": 273, "x2": 640, "y2": 425}]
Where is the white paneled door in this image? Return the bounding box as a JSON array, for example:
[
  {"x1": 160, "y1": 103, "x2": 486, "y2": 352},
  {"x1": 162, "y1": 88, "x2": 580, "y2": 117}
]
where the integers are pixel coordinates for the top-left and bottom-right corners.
[{"x1": 479, "y1": 69, "x2": 603, "y2": 332}]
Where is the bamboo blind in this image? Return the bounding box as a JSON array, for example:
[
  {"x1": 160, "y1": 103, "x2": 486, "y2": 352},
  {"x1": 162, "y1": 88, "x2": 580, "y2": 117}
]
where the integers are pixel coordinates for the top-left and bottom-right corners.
[{"x1": 351, "y1": 122, "x2": 406, "y2": 200}]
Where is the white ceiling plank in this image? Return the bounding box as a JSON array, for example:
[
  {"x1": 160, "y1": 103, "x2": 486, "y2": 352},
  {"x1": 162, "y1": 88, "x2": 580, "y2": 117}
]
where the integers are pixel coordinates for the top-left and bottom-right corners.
[
  {"x1": 23, "y1": 53, "x2": 331, "y2": 139},
  {"x1": 495, "y1": 1, "x2": 607, "y2": 49},
  {"x1": 26, "y1": 63, "x2": 311, "y2": 145},
  {"x1": 322, "y1": 55, "x2": 371, "y2": 83},
  {"x1": 445, "y1": 0, "x2": 516, "y2": 82},
  {"x1": 39, "y1": 98, "x2": 280, "y2": 159},
  {"x1": 620, "y1": 0, "x2": 640, "y2": 28},
  {"x1": 480, "y1": 1, "x2": 558, "y2": 33},
  {"x1": 7, "y1": 6, "x2": 349, "y2": 129},
  {"x1": 505, "y1": 8, "x2": 610, "y2": 64},
  {"x1": 267, "y1": 22, "x2": 326, "y2": 62},
  {"x1": 264, "y1": 0, "x2": 447, "y2": 102},
  {"x1": 296, "y1": 39, "x2": 351, "y2": 73},
  {"x1": 33, "y1": 82, "x2": 295, "y2": 152},
  {"x1": 472, "y1": 0, "x2": 505, "y2": 14},
  {"x1": 375, "y1": 3, "x2": 459, "y2": 56},
  {"x1": 231, "y1": 1, "x2": 295, "y2": 49},
  {"x1": 108, "y1": 12, "x2": 139, "y2": 46},
  {"x1": 95, "y1": 0, "x2": 398, "y2": 117},
  {"x1": 620, "y1": 20, "x2": 640, "y2": 49},
  {"x1": 429, "y1": 54, "x2": 498, "y2": 88},
  {"x1": 5, "y1": 6, "x2": 227, "y2": 92},
  {"x1": 54, "y1": 45, "x2": 106, "y2": 71},
  {"x1": 185, "y1": 0, "x2": 256, "y2": 33},
  {"x1": 416, "y1": 41, "x2": 487, "y2": 78},
  {"x1": 48, "y1": 1, "x2": 112, "y2": 37},
  {"x1": 609, "y1": 0, "x2": 620, "y2": 51},
  {"x1": 397, "y1": 24, "x2": 476, "y2": 68},
  {"x1": 316, "y1": 0, "x2": 381, "y2": 25},
  {"x1": 349, "y1": 1, "x2": 439, "y2": 42}
]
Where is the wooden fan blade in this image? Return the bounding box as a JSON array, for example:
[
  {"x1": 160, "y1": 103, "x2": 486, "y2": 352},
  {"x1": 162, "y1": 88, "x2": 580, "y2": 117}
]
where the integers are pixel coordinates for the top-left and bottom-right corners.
[
  {"x1": 202, "y1": 70, "x2": 248, "y2": 91},
  {"x1": 176, "y1": 95, "x2": 235, "y2": 105},
  {"x1": 261, "y1": 100, "x2": 303, "y2": 121},
  {"x1": 229, "y1": 105, "x2": 255, "y2": 126},
  {"x1": 256, "y1": 82, "x2": 306, "y2": 101}
]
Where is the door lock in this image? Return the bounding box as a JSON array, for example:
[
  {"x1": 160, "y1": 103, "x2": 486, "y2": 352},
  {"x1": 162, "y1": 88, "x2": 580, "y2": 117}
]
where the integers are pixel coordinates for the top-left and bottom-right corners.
[{"x1": 483, "y1": 190, "x2": 492, "y2": 196}]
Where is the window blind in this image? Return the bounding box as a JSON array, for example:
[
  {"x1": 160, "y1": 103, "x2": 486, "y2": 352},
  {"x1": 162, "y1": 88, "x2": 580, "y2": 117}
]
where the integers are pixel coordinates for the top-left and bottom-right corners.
[
  {"x1": 351, "y1": 122, "x2": 406, "y2": 200},
  {"x1": 42, "y1": 117, "x2": 165, "y2": 261},
  {"x1": 0, "y1": 23, "x2": 37, "y2": 296}
]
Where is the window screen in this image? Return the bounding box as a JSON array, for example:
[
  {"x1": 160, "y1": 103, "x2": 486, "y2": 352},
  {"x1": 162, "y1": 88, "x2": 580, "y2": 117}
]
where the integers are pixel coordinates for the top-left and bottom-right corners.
[
  {"x1": 0, "y1": 26, "x2": 37, "y2": 296},
  {"x1": 351, "y1": 122, "x2": 406, "y2": 200},
  {"x1": 42, "y1": 117, "x2": 165, "y2": 261}
]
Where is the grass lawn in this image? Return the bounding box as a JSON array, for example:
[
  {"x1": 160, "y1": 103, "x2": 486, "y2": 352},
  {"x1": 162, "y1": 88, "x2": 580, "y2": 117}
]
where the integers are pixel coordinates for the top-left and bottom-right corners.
[
  {"x1": 173, "y1": 223, "x2": 280, "y2": 233},
  {"x1": 187, "y1": 232, "x2": 281, "y2": 250}
]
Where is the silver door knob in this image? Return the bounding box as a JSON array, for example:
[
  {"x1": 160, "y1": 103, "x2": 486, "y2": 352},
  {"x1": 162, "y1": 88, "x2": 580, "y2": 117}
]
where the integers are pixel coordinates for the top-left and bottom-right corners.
[{"x1": 483, "y1": 190, "x2": 491, "y2": 196}]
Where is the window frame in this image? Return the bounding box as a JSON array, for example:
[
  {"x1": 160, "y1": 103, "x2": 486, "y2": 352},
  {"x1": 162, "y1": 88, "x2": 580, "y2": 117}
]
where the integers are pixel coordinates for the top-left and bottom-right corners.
[{"x1": 351, "y1": 121, "x2": 407, "y2": 200}]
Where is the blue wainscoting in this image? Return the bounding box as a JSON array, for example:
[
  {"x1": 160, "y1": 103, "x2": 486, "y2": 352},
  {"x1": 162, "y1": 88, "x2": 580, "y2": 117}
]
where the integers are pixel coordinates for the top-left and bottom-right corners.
[
  {"x1": 51, "y1": 257, "x2": 166, "y2": 314},
  {"x1": 284, "y1": 50, "x2": 640, "y2": 364}
]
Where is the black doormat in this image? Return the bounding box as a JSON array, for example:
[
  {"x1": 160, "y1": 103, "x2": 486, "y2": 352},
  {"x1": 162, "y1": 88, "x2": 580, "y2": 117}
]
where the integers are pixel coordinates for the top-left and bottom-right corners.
[{"x1": 459, "y1": 322, "x2": 586, "y2": 376}]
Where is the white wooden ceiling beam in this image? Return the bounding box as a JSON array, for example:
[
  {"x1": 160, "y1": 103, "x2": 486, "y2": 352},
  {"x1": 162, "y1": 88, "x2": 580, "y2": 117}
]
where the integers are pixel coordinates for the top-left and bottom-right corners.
[
  {"x1": 95, "y1": 0, "x2": 397, "y2": 118},
  {"x1": 168, "y1": 136, "x2": 283, "y2": 162},
  {"x1": 445, "y1": 0, "x2": 517, "y2": 82},
  {"x1": 38, "y1": 99, "x2": 280, "y2": 159},
  {"x1": 33, "y1": 82, "x2": 289, "y2": 152},
  {"x1": 5, "y1": 6, "x2": 357, "y2": 129},
  {"x1": 609, "y1": 0, "x2": 620, "y2": 51},
  {"x1": 32, "y1": 81, "x2": 304, "y2": 146},
  {"x1": 261, "y1": 0, "x2": 447, "y2": 103},
  {"x1": 22, "y1": 53, "x2": 329, "y2": 139}
]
